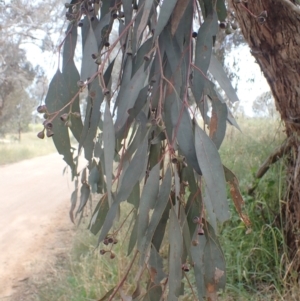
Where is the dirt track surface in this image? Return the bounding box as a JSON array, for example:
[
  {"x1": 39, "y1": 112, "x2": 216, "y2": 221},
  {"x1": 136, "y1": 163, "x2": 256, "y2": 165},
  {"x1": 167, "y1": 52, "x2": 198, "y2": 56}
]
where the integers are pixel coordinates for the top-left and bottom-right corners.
[{"x1": 0, "y1": 154, "x2": 76, "y2": 299}]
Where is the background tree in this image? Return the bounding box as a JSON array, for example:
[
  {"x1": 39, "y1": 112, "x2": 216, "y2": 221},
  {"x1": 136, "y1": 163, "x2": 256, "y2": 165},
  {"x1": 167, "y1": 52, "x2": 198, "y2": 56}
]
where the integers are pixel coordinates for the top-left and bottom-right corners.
[
  {"x1": 252, "y1": 91, "x2": 277, "y2": 117},
  {"x1": 42, "y1": 1, "x2": 249, "y2": 300},
  {"x1": 0, "y1": 0, "x2": 63, "y2": 138}
]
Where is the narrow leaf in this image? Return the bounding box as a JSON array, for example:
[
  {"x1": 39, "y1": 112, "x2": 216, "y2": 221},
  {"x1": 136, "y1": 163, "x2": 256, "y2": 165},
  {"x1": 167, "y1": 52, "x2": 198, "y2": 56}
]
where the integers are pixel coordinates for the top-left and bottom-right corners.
[
  {"x1": 76, "y1": 183, "x2": 90, "y2": 215},
  {"x1": 192, "y1": 11, "x2": 218, "y2": 105},
  {"x1": 140, "y1": 167, "x2": 172, "y2": 264},
  {"x1": 168, "y1": 208, "x2": 183, "y2": 301},
  {"x1": 128, "y1": 214, "x2": 139, "y2": 255},
  {"x1": 154, "y1": 0, "x2": 178, "y2": 39},
  {"x1": 209, "y1": 55, "x2": 239, "y2": 103},
  {"x1": 224, "y1": 166, "x2": 251, "y2": 227},
  {"x1": 103, "y1": 100, "x2": 115, "y2": 206},
  {"x1": 98, "y1": 137, "x2": 148, "y2": 243},
  {"x1": 171, "y1": 100, "x2": 202, "y2": 175},
  {"x1": 137, "y1": 163, "x2": 160, "y2": 251},
  {"x1": 149, "y1": 246, "x2": 167, "y2": 284},
  {"x1": 89, "y1": 194, "x2": 110, "y2": 235},
  {"x1": 45, "y1": 70, "x2": 76, "y2": 176},
  {"x1": 115, "y1": 62, "x2": 149, "y2": 133},
  {"x1": 203, "y1": 226, "x2": 226, "y2": 299},
  {"x1": 81, "y1": 24, "x2": 98, "y2": 81},
  {"x1": 194, "y1": 122, "x2": 229, "y2": 223}
]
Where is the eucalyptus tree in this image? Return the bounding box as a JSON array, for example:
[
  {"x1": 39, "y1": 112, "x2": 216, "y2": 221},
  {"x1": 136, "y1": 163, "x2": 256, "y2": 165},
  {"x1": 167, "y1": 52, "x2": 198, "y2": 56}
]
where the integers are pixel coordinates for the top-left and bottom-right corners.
[
  {"x1": 229, "y1": 0, "x2": 300, "y2": 277},
  {"x1": 40, "y1": 0, "x2": 247, "y2": 300}
]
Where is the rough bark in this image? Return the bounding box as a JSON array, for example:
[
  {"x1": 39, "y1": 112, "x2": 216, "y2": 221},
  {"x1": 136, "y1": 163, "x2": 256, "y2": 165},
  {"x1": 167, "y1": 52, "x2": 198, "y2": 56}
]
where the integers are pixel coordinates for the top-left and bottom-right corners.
[{"x1": 229, "y1": 0, "x2": 300, "y2": 273}]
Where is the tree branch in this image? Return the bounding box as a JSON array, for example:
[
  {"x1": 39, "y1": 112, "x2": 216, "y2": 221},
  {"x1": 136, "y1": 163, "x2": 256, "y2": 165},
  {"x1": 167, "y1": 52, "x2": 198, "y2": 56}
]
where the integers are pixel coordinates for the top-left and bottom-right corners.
[{"x1": 248, "y1": 138, "x2": 292, "y2": 195}]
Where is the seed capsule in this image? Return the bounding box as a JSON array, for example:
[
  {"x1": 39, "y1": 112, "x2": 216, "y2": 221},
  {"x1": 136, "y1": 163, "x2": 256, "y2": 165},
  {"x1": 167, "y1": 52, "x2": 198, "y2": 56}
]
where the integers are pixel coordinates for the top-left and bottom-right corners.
[
  {"x1": 44, "y1": 122, "x2": 53, "y2": 129},
  {"x1": 219, "y1": 22, "x2": 226, "y2": 29},
  {"x1": 37, "y1": 130, "x2": 45, "y2": 139},
  {"x1": 37, "y1": 105, "x2": 47, "y2": 114},
  {"x1": 60, "y1": 113, "x2": 69, "y2": 122},
  {"x1": 100, "y1": 249, "x2": 106, "y2": 255},
  {"x1": 46, "y1": 129, "x2": 54, "y2": 137}
]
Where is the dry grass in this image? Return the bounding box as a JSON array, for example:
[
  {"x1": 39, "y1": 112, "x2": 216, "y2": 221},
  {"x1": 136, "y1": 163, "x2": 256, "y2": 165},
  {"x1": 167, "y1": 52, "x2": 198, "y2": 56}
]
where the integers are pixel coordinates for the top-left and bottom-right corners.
[{"x1": 0, "y1": 124, "x2": 56, "y2": 165}]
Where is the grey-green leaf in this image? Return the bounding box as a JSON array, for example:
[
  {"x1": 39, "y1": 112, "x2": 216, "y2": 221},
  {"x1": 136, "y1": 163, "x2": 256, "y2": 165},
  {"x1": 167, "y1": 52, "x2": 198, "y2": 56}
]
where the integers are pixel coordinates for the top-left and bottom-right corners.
[
  {"x1": 103, "y1": 100, "x2": 115, "y2": 206},
  {"x1": 168, "y1": 208, "x2": 183, "y2": 301},
  {"x1": 81, "y1": 24, "x2": 98, "y2": 81},
  {"x1": 89, "y1": 194, "x2": 109, "y2": 235},
  {"x1": 192, "y1": 11, "x2": 218, "y2": 105},
  {"x1": 154, "y1": 0, "x2": 178, "y2": 39},
  {"x1": 76, "y1": 183, "x2": 90, "y2": 215},
  {"x1": 137, "y1": 163, "x2": 160, "y2": 251},
  {"x1": 98, "y1": 137, "x2": 148, "y2": 243},
  {"x1": 45, "y1": 70, "x2": 76, "y2": 176},
  {"x1": 209, "y1": 55, "x2": 239, "y2": 103},
  {"x1": 171, "y1": 99, "x2": 202, "y2": 175},
  {"x1": 194, "y1": 122, "x2": 229, "y2": 223},
  {"x1": 140, "y1": 167, "x2": 171, "y2": 264},
  {"x1": 115, "y1": 62, "x2": 149, "y2": 133}
]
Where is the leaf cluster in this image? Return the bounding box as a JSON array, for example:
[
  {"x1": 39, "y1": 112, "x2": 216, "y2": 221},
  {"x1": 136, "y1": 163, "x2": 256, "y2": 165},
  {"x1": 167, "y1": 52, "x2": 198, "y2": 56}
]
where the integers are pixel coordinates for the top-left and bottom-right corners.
[{"x1": 43, "y1": 0, "x2": 249, "y2": 300}]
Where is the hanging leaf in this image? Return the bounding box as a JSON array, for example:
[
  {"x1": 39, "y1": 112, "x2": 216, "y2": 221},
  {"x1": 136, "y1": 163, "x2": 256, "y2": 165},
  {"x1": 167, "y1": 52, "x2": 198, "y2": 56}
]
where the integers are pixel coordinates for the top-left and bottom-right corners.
[
  {"x1": 139, "y1": 167, "x2": 172, "y2": 264},
  {"x1": 171, "y1": 0, "x2": 190, "y2": 36},
  {"x1": 203, "y1": 224, "x2": 226, "y2": 300},
  {"x1": 137, "y1": 163, "x2": 160, "y2": 251},
  {"x1": 148, "y1": 246, "x2": 167, "y2": 285},
  {"x1": 45, "y1": 70, "x2": 76, "y2": 176},
  {"x1": 195, "y1": 122, "x2": 230, "y2": 223},
  {"x1": 191, "y1": 230, "x2": 206, "y2": 301},
  {"x1": 115, "y1": 62, "x2": 149, "y2": 133},
  {"x1": 76, "y1": 183, "x2": 90, "y2": 215},
  {"x1": 128, "y1": 214, "x2": 139, "y2": 255},
  {"x1": 127, "y1": 181, "x2": 140, "y2": 209},
  {"x1": 154, "y1": 0, "x2": 178, "y2": 39},
  {"x1": 69, "y1": 180, "x2": 78, "y2": 223},
  {"x1": 192, "y1": 11, "x2": 218, "y2": 106},
  {"x1": 98, "y1": 136, "x2": 148, "y2": 243},
  {"x1": 81, "y1": 23, "x2": 98, "y2": 81},
  {"x1": 83, "y1": 78, "x2": 104, "y2": 162},
  {"x1": 209, "y1": 55, "x2": 239, "y2": 103},
  {"x1": 171, "y1": 99, "x2": 202, "y2": 175},
  {"x1": 224, "y1": 166, "x2": 251, "y2": 227},
  {"x1": 89, "y1": 194, "x2": 110, "y2": 235},
  {"x1": 209, "y1": 94, "x2": 227, "y2": 149},
  {"x1": 216, "y1": 0, "x2": 227, "y2": 22},
  {"x1": 168, "y1": 208, "x2": 183, "y2": 300},
  {"x1": 103, "y1": 100, "x2": 115, "y2": 206}
]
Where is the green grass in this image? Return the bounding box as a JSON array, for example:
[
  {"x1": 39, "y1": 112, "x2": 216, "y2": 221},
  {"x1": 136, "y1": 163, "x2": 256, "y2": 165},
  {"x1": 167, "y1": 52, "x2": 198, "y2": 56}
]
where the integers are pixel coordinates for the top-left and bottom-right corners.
[
  {"x1": 0, "y1": 124, "x2": 56, "y2": 165},
  {"x1": 31, "y1": 117, "x2": 295, "y2": 300}
]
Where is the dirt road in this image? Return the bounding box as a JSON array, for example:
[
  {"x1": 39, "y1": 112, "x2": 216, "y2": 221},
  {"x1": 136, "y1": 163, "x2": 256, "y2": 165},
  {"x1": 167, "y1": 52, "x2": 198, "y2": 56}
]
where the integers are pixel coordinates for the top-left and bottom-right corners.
[{"x1": 0, "y1": 154, "x2": 77, "y2": 299}]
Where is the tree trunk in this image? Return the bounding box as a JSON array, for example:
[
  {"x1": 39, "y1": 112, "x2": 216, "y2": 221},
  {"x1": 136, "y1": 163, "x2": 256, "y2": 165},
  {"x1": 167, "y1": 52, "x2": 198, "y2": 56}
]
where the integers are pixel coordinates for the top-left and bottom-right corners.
[{"x1": 229, "y1": 0, "x2": 300, "y2": 274}]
